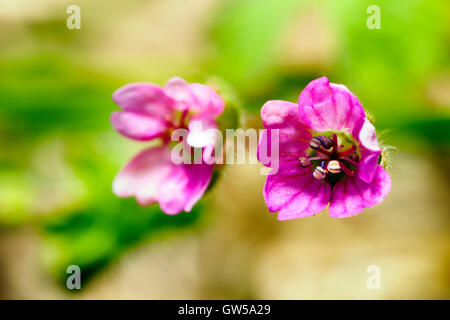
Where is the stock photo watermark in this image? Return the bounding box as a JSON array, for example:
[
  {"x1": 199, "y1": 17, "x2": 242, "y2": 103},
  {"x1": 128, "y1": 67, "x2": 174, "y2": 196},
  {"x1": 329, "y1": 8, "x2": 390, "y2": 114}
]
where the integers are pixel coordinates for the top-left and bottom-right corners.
[
  {"x1": 66, "y1": 5, "x2": 81, "y2": 30},
  {"x1": 366, "y1": 5, "x2": 381, "y2": 29},
  {"x1": 170, "y1": 122, "x2": 280, "y2": 176},
  {"x1": 66, "y1": 265, "x2": 81, "y2": 290},
  {"x1": 366, "y1": 265, "x2": 381, "y2": 290}
]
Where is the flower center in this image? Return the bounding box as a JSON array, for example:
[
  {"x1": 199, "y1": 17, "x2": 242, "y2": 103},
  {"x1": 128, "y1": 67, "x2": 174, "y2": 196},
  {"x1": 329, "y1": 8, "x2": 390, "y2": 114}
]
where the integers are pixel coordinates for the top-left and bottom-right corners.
[
  {"x1": 299, "y1": 133, "x2": 359, "y2": 182},
  {"x1": 162, "y1": 109, "x2": 190, "y2": 144}
]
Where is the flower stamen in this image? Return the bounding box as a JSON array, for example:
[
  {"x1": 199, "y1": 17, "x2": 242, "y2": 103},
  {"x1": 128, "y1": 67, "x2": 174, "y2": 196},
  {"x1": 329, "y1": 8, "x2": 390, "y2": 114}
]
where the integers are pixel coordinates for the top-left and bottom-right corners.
[
  {"x1": 179, "y1": 109, "x2": 189, "y2": 128},
  {"x1": 327, "y1": 160, "x2": 341, "y2": 174},
  {"x1": 315, "y1": 146, "x2": 333, "y2": 157},
  {"x1": 332, "y1": 133, "x2": 338, "y2": 149},
  {"x1": 308, "y1": 134, "x2": 358, "y2": 179},
  {"x1": 313, "y1": 166, "x2": 327, "y2": 180},
  {"x1": 298, "y1": 157, "x2": 311, "y2": 168},
  {"x1": 310, "y1": 135, "x2": 333, "y2": 150},
  {"x1": 341, "y1": 156, "x2": 358, "y2": 166},
  {"x1": 338, "y1": 145, "x2": 357, "y2": 157},
  {"x1": 299, "y1": 156, "x2": 327, "y2": 168},
  {"x1": 337, "y1": 160, "x2": 354, "y2": 176}
]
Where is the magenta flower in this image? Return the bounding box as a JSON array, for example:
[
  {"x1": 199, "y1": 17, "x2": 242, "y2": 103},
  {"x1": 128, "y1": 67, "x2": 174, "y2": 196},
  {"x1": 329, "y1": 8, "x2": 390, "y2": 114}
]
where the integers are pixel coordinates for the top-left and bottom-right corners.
[
  {"x1": 258, "y1": 77, "x2": 391, "y2": 220},
  {"x1": 111, "y1": 77, "x2": 224, "y2": 215}
]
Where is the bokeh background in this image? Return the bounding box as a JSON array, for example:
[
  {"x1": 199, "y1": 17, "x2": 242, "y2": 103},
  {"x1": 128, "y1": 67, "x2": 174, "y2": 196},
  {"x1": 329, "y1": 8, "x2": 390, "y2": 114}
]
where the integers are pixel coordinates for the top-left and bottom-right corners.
[{"x1": 0, "y1": 0, "x2": 449, "y2": 299}]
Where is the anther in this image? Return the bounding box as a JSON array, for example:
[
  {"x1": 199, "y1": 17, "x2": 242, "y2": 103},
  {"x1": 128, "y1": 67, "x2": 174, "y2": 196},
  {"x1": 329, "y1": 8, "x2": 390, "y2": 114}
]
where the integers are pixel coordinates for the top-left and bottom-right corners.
[
  {"x1": 327, "y1": 160, "x2": 341, "y2": 174},
  {"x1": 313, "y1": 166, "x2": 327, "y2": 180},
  {"x1": 320, "y1": 136, "x2": 334, "y2": 149},
  {"x1": 299, "y1": 157, "x2": 311, "y2": 168},
  {"x1": 310, "y1": 136, "x2": 323, "y2": 150},
  {"x1": 310, "y1": 135, "x2": 333, "y2": 150}
]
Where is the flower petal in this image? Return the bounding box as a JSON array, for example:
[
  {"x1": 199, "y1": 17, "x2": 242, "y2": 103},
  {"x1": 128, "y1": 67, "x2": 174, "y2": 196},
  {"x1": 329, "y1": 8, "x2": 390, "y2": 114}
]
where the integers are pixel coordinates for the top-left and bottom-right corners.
[
  {"x1": 111, "y1": 111, "x2": 166, "y2": 140},
  {"x1": 157, "y1": 163, "x2": 213, "y2": 215},
  {"x1": 186, "y1": 115, "x2": 218, "y2": 148},
  {"x1": 263, "y1": 163, "x2": 309, "y2": 212},
  {"x1": 165, "y1": 78, "x2": 225, "y2": 115},
  {"x1": 112, "y1": 147, "x2": 173, "y2": 206},
  {"x1": 112, "y1": 83, "x2": 174, "y2": 119},
  {"x1": 353, "y1": 119, "x2": 382, "y2": 183},
  {"x1": 164, "y1": 77, "x2": 197, "y2": 111},
  {"x1": 277, "y1": 180, "x2": 331, "y2": 220},
  {"x1": 263, "y1": 162, "x2": 331, "y2": 220},
  {"x1": 113, "y1": 146, "x2": 213, "y2": 215},
  {"x1": 258, "y1": 100, "x2": 312, "y2": 167},
  {"x1": 190, "y1": 83, "x2": 225, "y2": 115},
  {"x1": 329, "y1": 165, "x2": 391, "y2": 218},
  {"x1": 182, "y1": 163, "x2": 214, "y2": 212},
  {"x1": 358, "y1": 148, "x2": 381, "y2": 184},
  {"x1": 298, "y1": 77, "x2": 365, "y2": 133},
  {"x1": 354, "y1": 118, "x2": 381, "y2": 152}
]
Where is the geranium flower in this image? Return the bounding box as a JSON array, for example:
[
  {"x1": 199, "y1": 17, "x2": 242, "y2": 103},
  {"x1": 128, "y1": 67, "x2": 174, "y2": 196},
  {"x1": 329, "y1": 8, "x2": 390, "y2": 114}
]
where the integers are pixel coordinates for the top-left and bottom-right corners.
[
  {"x1": 258, "y1": 77, "x2": 391, "y2": 220},
  {"x1": 111, "y1": 77, "x2": 224, "y2": 215}
]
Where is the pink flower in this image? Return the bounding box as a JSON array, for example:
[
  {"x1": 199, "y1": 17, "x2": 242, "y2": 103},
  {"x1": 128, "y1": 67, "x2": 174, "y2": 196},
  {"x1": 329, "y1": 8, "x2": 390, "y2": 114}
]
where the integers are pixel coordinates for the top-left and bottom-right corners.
[
  {"x1": 258, "y1": 77, "x2": 391, "y2": 220},
  {"x1": 111, "y1": 77, "x2": 224, "y2": 215}
]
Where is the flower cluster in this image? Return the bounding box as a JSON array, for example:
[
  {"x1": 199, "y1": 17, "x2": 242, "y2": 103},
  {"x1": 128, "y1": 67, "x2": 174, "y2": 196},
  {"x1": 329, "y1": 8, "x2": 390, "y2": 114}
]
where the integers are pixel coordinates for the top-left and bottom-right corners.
[
  {"x1": 111, "y1": 76, "x2": 391, "y2": 220},
  {"x1": 258, "y1": 77, "x2": 391, "y2": 220}
]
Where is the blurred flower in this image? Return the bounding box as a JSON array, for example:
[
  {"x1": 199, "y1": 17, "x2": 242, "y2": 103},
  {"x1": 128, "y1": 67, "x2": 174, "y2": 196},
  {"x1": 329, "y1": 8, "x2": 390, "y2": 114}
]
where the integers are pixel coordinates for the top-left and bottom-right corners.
[
  {"x1": 111, "y1": 77, "x2": 224, "y2": 215},
  {"x1": 258, "y1": 77, "x2": 391, "y2": 220}
]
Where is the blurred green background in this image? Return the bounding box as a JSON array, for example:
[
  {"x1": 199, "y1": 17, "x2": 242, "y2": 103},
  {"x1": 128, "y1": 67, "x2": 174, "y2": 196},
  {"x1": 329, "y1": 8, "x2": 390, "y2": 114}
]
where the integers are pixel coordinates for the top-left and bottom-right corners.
[{"x1": 0, "y1": 0, "x2": 449, "y2": 299}]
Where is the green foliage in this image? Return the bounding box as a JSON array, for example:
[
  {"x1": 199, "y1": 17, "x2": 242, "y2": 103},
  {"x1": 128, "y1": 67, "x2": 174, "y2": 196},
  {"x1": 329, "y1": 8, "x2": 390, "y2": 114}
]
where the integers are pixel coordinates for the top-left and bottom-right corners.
[
  {"x1": 326, "y1": 0, "x2": 450, "y2": 124},
  {"x1": 208, "y1": 0, "x2": 302, "y2": 93},
  {"x1": 0, "y1": 53, "x2": 120, "y2": 134},
  {"x1": 41, "y1": 198, "x2": 204, "y2": 286},
  {"x1": 1, "y1": 0, "x2": 449, "y2": 287}
]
